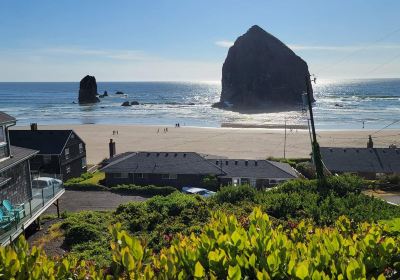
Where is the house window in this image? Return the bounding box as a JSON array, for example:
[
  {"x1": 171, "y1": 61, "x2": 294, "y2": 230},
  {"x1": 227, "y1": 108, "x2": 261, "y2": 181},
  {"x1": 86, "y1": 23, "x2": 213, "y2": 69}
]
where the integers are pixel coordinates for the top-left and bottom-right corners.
[
  {"x1": 65, "y1": 148, "x2": 70, "y2": 160},
  {"x1": 161, "y1": 174, "x2": 177, "y2": 180},
  {"x1": 81, "y1": 157, "x2": 87, "y2": 169},
  {"x1": 136, "y1": 173, "x2": 146, "y2": 179},
  {"x1": 114, "y1": 173, "x2": 128, "y2": 179},
  {"x1": 66, "y1": 165, "x2": 71, "y2": 174},
  {"x1": 0, "y1": 146, "x2": 6, "y2": 159},
  {"x1": 0, "y1": 126, "x2": 5, "y2": 144},
  {"x1": 79, "y1": 143, "x2": 84, "y2": 153},
  {"x1": 43, "y1": 155, "x2": 51, "y2": 164}
]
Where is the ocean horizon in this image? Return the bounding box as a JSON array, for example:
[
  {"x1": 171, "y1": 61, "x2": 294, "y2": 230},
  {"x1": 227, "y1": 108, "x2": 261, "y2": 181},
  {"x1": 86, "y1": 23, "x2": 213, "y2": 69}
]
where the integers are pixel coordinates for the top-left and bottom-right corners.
[{"x1": 1, "y1": 78, "x2": 399, "y2": 130}]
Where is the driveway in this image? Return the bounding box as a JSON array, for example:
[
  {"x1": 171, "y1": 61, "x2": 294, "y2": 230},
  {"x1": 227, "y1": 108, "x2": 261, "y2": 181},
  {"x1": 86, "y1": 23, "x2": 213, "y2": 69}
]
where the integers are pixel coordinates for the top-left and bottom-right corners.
[{"x1": 44, "y1": 190, "x2": 147, "y2": 214}]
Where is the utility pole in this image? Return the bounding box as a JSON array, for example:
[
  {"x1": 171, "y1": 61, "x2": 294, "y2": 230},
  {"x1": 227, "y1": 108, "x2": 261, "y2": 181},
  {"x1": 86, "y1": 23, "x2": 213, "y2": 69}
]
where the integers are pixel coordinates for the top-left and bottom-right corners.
[
  {"x1": 305, "y1": 76, "x2": 325, "y2": 182},
  {"x1": 284, "y1": 118, "x2": 287, "y2": 159}
]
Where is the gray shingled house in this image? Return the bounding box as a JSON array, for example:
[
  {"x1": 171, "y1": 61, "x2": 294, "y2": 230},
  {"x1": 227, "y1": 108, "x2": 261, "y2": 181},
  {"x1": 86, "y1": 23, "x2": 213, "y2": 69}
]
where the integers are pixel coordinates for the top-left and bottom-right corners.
[
  {"x1": 320, "y1": 147, "x2": 400, "y2": 179},
  {"x1": 10, "y1": 126, "x2": 87, "y2": 181},
  {"x1": 101, "y1": 151, "x2": 298, "y2": 189}
]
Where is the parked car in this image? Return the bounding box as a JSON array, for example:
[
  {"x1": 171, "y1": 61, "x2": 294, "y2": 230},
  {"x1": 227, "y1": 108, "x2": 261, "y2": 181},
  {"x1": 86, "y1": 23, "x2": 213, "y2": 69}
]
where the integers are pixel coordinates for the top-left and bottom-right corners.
[
  {"x1": 32, "y1": 177, "x2": 62, "y2": 189},
  {"x1": 182, "y1": 187, "x2": 216, "y2": 197}
]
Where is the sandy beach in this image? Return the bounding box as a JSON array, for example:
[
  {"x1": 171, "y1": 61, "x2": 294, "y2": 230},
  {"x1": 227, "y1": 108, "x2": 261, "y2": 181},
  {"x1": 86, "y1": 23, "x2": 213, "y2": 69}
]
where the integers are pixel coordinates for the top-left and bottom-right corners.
[{"x1": 11, "y1": 124, "x2": 400, "y2": 164}]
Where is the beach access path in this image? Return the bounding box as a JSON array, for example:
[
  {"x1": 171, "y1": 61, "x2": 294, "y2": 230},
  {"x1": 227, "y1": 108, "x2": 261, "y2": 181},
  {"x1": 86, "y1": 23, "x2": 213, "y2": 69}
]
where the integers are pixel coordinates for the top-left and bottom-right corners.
[{"x1": 11, "y1": 124, "x2": 400, "y2": 165}]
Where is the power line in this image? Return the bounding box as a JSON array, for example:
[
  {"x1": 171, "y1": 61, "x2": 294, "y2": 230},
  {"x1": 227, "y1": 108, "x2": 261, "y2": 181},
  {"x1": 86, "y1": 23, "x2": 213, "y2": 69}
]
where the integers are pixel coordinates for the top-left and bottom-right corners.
[
  {"x1": 373, "y1": 120, "x2": 400, "y2": 135},
  {"x1": 315, "y1": 26, "x2": 400, "y2": 73}
]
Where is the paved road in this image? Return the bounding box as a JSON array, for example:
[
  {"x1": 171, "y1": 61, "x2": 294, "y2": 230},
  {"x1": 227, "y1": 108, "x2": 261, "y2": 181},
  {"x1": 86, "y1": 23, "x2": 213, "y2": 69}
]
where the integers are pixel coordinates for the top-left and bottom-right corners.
[
  {"x1": 44, "y1": 190, "x2": 146, "y2": 214},
  {"x1": 382, "y1": 195, "x2": 400, "y2": 206}
]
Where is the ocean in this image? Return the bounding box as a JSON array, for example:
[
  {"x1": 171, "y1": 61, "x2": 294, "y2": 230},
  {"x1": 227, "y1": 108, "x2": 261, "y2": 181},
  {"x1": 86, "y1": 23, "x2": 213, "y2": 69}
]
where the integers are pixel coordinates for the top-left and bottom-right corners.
[{"x1": 0, "y1": 79, "x2": 399, "y2": 130}]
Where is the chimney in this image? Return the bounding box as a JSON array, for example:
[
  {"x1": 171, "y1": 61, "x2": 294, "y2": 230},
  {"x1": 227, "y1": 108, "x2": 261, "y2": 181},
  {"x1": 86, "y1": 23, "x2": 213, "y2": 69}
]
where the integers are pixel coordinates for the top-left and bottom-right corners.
[
  {"x1": 30, "y1": 123, "x2": 38, "y2": 131},
  {"x1": 367, "y1": 135, "x2": 373, "y2": 148},
  {"x1": 109, "y1": 139, "x2": 116, "y2": 158}
]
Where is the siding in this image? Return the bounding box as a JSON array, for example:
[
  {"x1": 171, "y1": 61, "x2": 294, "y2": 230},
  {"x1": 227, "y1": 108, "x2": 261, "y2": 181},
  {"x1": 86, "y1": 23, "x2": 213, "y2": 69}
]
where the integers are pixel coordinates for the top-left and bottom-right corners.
[{"x1": 0, "y1": 161, "x2": 31, "y2": 204}]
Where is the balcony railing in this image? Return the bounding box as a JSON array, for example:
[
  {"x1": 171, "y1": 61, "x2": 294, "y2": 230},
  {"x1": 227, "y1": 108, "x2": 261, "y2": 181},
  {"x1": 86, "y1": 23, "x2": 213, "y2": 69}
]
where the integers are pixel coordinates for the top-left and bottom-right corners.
[{"x1": 0, "y1": 176, "x2": 65, "y2": 246}]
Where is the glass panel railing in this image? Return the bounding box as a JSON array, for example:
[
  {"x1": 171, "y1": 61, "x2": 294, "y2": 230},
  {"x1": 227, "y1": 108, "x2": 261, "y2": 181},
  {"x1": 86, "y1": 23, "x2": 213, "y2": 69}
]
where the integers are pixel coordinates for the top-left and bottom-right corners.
[{"x1": 0, "y1": 176, "x2": 64, "y2": 245}]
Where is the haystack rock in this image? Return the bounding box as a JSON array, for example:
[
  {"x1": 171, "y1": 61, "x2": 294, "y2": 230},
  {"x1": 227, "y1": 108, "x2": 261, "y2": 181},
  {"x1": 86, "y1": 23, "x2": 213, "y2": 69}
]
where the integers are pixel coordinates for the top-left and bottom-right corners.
[
  {"x1": 78, "y1": 75, "x2": 100, "y2": 104},
  {"x1": 215, "y1": 25, "x2": 314, "y2": 110}
]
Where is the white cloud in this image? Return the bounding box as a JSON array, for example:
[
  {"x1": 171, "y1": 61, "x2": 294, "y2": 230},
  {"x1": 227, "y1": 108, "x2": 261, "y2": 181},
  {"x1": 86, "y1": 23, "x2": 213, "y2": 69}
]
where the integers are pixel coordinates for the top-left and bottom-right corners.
[{"x1": 215, "y1": 40, "x2": 234, "y2": 48}]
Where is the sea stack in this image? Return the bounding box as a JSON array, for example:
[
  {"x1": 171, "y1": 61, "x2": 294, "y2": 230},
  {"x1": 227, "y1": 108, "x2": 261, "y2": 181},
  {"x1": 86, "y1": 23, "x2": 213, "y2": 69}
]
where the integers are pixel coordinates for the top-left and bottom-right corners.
[
  {"x1": 215, "y1": 25, "x2": 314, "y2": 110},
  {"x1": 78, "y1": 75, "x2": 100, "y2": 104}
]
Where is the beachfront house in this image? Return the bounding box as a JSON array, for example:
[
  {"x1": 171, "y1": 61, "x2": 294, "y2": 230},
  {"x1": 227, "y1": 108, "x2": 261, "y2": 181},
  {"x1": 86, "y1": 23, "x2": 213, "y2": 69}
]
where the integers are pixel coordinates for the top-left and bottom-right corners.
[
  {"x1": 0, "y1": 113, "x2": 64, "y2": 246},
  {"x1": 101, "y1": 151, "x2": 298, "y2": 189},
  {"x1": 320, "y1": 146, "x2": 400, "y2": 179},
  {"x1": 209, "y1": 159, "x2": 298, "y2": 188},
  {"x1": 9, "y1": 124, "x2": 87, "y2": 181},
  {"x1": 102, "y1": 152, "x2": 223, "y2": 188}
]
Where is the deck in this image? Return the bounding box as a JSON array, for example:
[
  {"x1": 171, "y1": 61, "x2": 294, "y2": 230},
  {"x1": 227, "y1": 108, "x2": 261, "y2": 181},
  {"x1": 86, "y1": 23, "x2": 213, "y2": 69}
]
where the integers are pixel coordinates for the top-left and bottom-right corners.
[{"x1": 0, "y1": 184, "x2": 64, "y2": 246}]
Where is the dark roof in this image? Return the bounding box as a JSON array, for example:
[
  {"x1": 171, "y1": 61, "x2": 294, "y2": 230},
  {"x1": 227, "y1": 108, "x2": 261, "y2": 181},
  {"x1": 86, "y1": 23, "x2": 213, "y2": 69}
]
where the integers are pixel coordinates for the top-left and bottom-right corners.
[
  {"x1": 102, "y1": 152, "x2": 223, "y2": 175},
  {"x1": 320, "y1": 147, "x2": 400, "y2": 174},
  {"x1": 9, "y1": 130, "x2": 74, "y2": 155},
  {"x1": 101, "y1": 151, "x2": 298, "y2": 179},
  {"x1": 0, "y1": 146, "x2": 38, "y2": 172},
  {"x1": 0, "y1": 112, "x2": 16, "y2": 125},
  {"x1": 209, "y1": 159, "x2": 298, "y2": 179}
]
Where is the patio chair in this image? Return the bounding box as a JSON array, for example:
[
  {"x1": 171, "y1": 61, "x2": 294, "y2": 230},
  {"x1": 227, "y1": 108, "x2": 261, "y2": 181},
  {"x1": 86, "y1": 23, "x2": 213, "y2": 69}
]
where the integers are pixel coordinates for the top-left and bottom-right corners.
[
  {"x1": 2, "y1": 200, "x2": 25, "y2": 220},
  {"x1": 0, "y1": 208, "x2": 14, "y2": 230}
]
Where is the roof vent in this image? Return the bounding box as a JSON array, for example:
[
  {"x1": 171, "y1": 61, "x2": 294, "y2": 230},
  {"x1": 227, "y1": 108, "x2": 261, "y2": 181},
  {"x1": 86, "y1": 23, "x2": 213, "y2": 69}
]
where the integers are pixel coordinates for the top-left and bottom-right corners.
[
  {"x1": 382, "y1": 150, "x2": 386, "y2": 153},
  {"x1": 216, "y1": 160, "x2": 219, "y2": 165},
  {"x1": 356, "y1": 150, "x2": 359, "y2": 153},
  {"x1": 183, "y1": 153, "x2": 186, "y2": 157},
  {"x1": 235, "y1": 160, "x2": 238, "y2": 165},
  {"x1": 156, "y1": 153, "x2": 160, "y2": 157},
  {"x1": 255, "y1": 161, "x2": 258, "y2": 166},
  {"x1": 329, "y1": 149, "x2": 333, "y2": 152},
  {"x1": 174, "y1": 153, "x2": 177, "y2": 157},
  {"x1": 165, "y1": 153, "x2": 169, "y2": 157},
  {"x1": 225, "y1": 161, "x2": 228, "y2": 165},
  {"x1": 245, "y1": 161, "x2": 248, "y2": 166},
  {"x1": 343, "y1": 149, "x2": 346, "y2": 153},
  {"x1": 147, "y1": 153, "x2": 150, "y2": 157}
]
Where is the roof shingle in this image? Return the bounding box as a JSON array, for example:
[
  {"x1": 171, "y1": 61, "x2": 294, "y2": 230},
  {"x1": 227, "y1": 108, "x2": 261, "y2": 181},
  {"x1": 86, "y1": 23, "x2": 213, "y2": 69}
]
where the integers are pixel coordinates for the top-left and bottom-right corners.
[{"x1": 9, "y1": 130, "x2": 73, "y2": 155}]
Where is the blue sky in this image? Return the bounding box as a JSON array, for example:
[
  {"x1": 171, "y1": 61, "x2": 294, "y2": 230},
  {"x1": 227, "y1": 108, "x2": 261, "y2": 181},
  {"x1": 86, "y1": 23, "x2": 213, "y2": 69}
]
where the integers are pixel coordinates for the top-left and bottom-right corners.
[{"x1": 0, "y1": 0, "x2": 399, "y2": 81}]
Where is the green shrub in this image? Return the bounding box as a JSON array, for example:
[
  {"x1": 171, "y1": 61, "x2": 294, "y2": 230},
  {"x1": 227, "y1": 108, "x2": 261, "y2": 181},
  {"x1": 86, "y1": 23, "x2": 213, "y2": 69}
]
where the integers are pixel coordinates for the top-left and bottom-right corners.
[
  {"x1": 212, "y1": 184, "x2": 257, "y2": 204},
  {"x1": 2, "y1": 209, "x2": 400, "y2": 279},
  {"x1": 111, "y1": 184, "x2": 177, "y2": 196},
  {"x1": 64, "y1": 223, "x2": 102, "y2": 247},
  {"x1": 295, "y1": 161, "x2": 316, "y2": 179},
  {"x1": 64, "y1": 172, "x2": 94, "y2": 185}
]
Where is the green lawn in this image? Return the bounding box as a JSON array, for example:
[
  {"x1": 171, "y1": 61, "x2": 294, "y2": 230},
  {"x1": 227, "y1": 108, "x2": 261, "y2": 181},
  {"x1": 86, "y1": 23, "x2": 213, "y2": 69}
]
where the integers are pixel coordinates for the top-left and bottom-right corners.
[{"x1": 80, "y1": 171, "x2": 105, "y2": 184}]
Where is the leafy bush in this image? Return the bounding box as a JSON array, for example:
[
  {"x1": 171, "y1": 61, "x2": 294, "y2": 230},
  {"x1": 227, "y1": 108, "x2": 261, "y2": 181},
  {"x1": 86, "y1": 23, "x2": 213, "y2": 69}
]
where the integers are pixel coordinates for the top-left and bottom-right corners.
[
  {"x1": 295, "y1": 161, "x2": 316, "y2": 179},
  {"x1": 212, "y1": 184, "x2": 257, "y2": 204},
  {"x1": 111, "y1": 184, "x2": 177, "y2": 196},
  {"x1": 2, "y1": 209, "x2": 400, "y2": 279},
  {"x1": 64, "y1": 172, "x2": 94, "y2": 185},
  {"x1": 64, "y1": 223, "x2": 101, "y2": 247},
  {"x1": 115, "y1": 192, "x2": 210, "y2": 250}
]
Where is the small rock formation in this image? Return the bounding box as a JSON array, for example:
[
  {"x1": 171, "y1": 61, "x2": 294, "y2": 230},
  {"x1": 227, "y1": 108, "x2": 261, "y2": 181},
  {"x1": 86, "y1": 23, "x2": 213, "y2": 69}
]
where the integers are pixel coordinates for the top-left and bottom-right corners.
[
  {"x1": 78, "y1": 75, "x2": 100, "y2": 104},
  {"x1": 121, "y1": 101, "x2": 131, "y2": 106},
  {"x1": 103, "y1": 90, "x2": 108, "y2": 96},
  {"x1": 130, "y1": 101, "x2": 139, "y2": 105},
  {"x1": 115, "y1": 91, "x2": 125, "y2": 95},
  {"x1": 215, "y1": 25, "x2": 314, "y2": 110}
]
